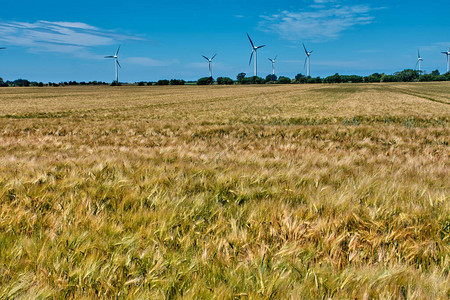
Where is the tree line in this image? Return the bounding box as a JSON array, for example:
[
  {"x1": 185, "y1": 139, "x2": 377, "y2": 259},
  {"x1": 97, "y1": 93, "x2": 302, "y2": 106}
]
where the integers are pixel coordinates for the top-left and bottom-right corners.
[
  {"x1": 0, "y1": 79, "x2": 110, "y2": 87},
  {"x1": 1, "y1": 69, "x2": 450, "y2": 87},
  {"x1": 228, "y1": 69, "x2": 450, "y2": 85}
]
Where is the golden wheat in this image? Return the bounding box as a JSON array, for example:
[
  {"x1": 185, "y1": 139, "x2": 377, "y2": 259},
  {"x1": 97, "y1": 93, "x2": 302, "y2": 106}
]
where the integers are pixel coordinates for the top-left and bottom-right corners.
[{"x1": 0, "y1": 82, "x2": 449, "y2": 299}]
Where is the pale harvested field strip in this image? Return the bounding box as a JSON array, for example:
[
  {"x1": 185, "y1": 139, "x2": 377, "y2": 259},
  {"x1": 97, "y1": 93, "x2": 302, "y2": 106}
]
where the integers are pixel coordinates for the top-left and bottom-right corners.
[{"x1": 386, "y1": 87, "x2": 450, "y2": 105}]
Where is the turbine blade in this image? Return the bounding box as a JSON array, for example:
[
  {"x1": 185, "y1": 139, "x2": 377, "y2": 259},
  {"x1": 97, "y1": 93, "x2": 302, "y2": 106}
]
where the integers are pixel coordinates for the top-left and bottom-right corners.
[
  {"x1": 116, "y1": 46, "x2": 121, "y2": 56},
  {"x1": 0, "y1": 47, "x2": 5, "y2": 49},
  {"x1": 116, "y1": 60, "x2": 122, "y2": 68},
  {"x1": 211, "y1": 54, "x2": 217, "y2": 60},
  {"x1": 418, "y1": 49, "x2": 420, "y2": 58},
  {"x1": 303, "y1": 43, "x2": 308, "y2": 54},
  {"x1": 415, "y1": 60, "x2": 419, "y2": 69},
  {"x1": 257, "y1": 45, "x2": 266, "y2": 49},
  {"x1": 247, "y1": 33, "x2": 255, "y2": 49},
  {"x1": 202, "y1": 55, "x2": 209, "y2": 61},
  {"x1": 268, "y1": 58, "x2": 272, "y2": 62},
  {"x1": 309, "y1": 50, "x2": 313, "y2": 54},
  {"x1": 304, "y1": 57, "x2": 307, "y2": 69},
  {"x1": 274, "y1": 55, "x2": 277, "y2": 61},
  {"x1": 249, "y1": 51, "x2": 254, "y2": 66},
  {"x1": 104, "y1": 56, "x2": 114, "y2": 58}
]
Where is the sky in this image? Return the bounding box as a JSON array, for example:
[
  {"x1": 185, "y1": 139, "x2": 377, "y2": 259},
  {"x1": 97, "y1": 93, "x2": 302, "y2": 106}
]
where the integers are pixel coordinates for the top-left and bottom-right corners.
[{"x1": 0, "y1": 0, "x2": 449, "y2": 82}]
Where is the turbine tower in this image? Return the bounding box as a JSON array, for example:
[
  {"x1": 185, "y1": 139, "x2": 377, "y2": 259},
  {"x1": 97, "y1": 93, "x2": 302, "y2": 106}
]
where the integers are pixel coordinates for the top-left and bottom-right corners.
[
  {"x1": 442, "y1": 48, "x2": 450, "y2": 73},
  {"x1": 303, "y1": 43, "x2": 313, "y2": 77},
  {"x1": 202, "y1": 54, "x2": 217, "y2": 77},
  {"x1": 247, "y1": 33, "x2": 265, "y2": 77},
  {"x1": 415, "y1": 49, "x2": 423, "y2": 73},
  {"x1": 105, "y1": 46, "x2": 121, "y2": 84},
  {"x1": 268, "y1": 55, "x2": 277, "y2": 75}
]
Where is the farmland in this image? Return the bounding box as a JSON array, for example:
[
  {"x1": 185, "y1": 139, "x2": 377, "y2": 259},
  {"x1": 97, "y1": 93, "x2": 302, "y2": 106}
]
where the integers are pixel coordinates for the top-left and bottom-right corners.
[{"x1": 0, "y1": 83, "x2": 449, "y2": 298}]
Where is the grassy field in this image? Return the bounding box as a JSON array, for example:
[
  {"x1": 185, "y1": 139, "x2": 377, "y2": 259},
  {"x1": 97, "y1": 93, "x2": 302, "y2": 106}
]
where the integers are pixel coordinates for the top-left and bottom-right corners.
[{"x1": 0, "y1": 83, "x2": 449, "y2": 299}]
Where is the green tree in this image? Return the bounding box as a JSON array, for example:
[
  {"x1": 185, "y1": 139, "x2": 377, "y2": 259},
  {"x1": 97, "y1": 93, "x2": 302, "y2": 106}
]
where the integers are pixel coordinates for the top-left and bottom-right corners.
[
  {"x1": 13, "y1": 79, "x2": 30, "y2": 87},
  {"x1": 381, "y1": 74, "x2": 399, "y2": 82},
  {"x1": 394, "y1": 69, "x2": 419, "y2": 82},
  {"x1": 265, "y1": 74, "x2": 277, "y2": 82},
  {"x1": 277, "y1": 76, "x2": 291, "y2": 84},
  {"x1": 324, "y1": 73, "x2": 341, "y2": 83},
  {"x1": 217, "y1": 77, "x2": 234, "y2": 85},
  {"x1": 156, "y1": 80, "x2": 169, "y2": 86},
  {"x1": 240, "y1": 76, "x2": 264, "y2": 84},
  {"x1": 170, "y1": 79, "x2": 186, "y2": 85},
  {"x1": 307, "y1": 76, "x2": 322, "y2": 84},
  {"x1": 197, "y1": 77, "x2": 214, "y2": 85},
  {"x1": 341, "y1": 75, "x2": 363, "y2": 83},
  {"x1": 365, "y1": 73, "x2": 382, "y2": 83},
  {"x1": 236, "y1": 73, "x2": 246, "y2": 83}
]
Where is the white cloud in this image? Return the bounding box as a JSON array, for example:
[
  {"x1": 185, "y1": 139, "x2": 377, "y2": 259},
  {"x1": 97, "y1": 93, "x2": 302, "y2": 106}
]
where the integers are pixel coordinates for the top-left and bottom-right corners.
[
  {"x1": 0, "y1": 20, "x2": 145, "y2": 57},
  {"x1": 313, "y1": 0, "x2": 336, "y2": 3},
  {"x1": 259, "y1": 2, "x2": 376, "y2": 41},
  {"x1": 125, "y1": 57, "x2": 177, "y2": 67},
  {"x1": 418, "y1": 42, "x2": 450, "y2": 52}
]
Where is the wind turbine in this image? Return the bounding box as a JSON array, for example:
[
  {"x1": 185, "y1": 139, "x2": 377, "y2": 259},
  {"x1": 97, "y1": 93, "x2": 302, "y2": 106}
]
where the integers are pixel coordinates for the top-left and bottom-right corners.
[
  {"x1": 442, "y1": 48, "x2": 450, "y2": 73},
  {"x1": 415, "y1": 49, "x2": 423, "y2": 73},
  {"x1": 247, "y1": 33, "x2": 265, "y2": 77},
  {"x1": 105, "y1": 46, "x2": 121, "y2": 84},
  {"x1": 202, "y1": 54, "x2": 217, "y2": 77},
  {"x1": 303, "y1": 43, "x2": 313, "y2": 77},
  {"x1": 268, "y1": 55, "x2": 277, "y2": 75}
]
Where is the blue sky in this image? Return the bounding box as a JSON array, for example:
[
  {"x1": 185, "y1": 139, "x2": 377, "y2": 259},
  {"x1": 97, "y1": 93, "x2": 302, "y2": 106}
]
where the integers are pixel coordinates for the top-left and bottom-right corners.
[{"x1": 0, "y1": 0, "x2": 449, "y2": 82}]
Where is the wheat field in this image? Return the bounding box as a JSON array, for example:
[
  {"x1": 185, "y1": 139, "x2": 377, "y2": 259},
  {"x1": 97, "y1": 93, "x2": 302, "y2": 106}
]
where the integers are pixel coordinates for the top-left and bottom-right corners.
[{"x1": 0, "y1": 83, "x2": 449, "y2": 299}]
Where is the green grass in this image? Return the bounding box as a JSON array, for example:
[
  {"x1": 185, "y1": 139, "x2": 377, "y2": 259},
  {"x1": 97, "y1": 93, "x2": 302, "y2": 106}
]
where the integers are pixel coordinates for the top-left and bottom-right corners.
[{"x1": 0, "y1": 83, "x2": 449, "y2": 299}]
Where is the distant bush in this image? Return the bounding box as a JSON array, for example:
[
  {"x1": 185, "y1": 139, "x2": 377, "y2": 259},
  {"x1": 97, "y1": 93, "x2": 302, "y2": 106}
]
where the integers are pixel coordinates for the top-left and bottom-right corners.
[
  {"x1": 307, "y1": 76, "x2": 322, "y2": 84},
  {"x1": 239, "y1": 76, "x2": 265, "y2": 84},
  {"x1": 197, "y1": 77, "x2": 214, "y2": 85},
  {"x1": 341, "y1": 75, "x2": 363, "y2": 83},
  {"x1": 170, "y1": 79, "x2": 186, "y2": 85},
  {"x1": 381, "y1": 75, "x2": 399, "y2": 82},
  {"x1": 444, "y1": 72, "x2": 450, "y2": 80},
  {"x1": 217, "y1": 77, "x2": 234, "y2": 85},
  {"x1": 419, "y1": 74, "x2": 434, "y2": 82},
  {"x1": 277, "y1": 76, "x2": 291, "y2": 84},
  {"x1": 156, "y1": 79, "x2": 170, "y2": 86}
]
